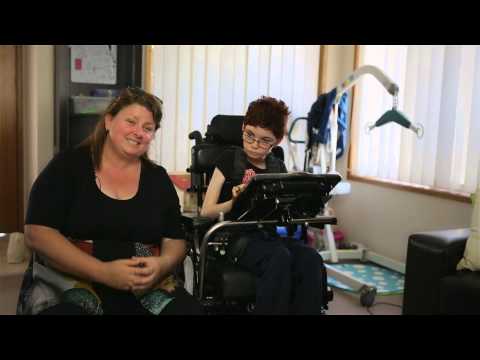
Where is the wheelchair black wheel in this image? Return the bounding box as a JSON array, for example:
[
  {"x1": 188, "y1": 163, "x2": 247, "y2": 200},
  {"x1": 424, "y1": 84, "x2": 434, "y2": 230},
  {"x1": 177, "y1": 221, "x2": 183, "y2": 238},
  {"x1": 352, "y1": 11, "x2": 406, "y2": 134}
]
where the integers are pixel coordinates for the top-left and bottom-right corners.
[{"x1": 246, "y1": 302, "x2": 255, "y2": 313}]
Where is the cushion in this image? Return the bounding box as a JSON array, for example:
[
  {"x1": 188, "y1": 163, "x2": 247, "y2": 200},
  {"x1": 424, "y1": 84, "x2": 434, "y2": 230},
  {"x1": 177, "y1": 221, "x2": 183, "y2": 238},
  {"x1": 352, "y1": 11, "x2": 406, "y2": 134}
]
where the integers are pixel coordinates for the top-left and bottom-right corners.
[
  {"x1": 6, "y1": 232, "x2": 30, "y2": 264},
  {"x1": 439, "y1": 271, "x2": 480, "y2": 314},
  {"x1": 457, "y1": 189, "x2": 480, "y2": 271}
]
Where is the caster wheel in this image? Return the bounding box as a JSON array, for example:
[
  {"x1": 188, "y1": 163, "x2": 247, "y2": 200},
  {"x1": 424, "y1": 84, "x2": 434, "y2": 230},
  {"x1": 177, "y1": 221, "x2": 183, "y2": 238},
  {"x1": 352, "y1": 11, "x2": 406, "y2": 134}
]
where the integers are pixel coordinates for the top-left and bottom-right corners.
[
  {"x1": 326, "y1": 286, "x2": 334, "y2": 302},
  {"x1": 360, "y1": 286, "x2": 376, "y2": 307}
]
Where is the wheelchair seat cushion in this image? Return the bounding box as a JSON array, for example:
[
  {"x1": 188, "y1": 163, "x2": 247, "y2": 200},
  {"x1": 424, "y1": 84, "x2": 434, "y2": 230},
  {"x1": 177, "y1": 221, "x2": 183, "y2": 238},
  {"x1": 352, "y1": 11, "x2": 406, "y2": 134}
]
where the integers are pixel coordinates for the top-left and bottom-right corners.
[
  {"x1": 221, "y1": 263, "x2": 256, "y2": 300},
  {"x1": 226, "y1": 229, "x2": 271, "y2": 264}
]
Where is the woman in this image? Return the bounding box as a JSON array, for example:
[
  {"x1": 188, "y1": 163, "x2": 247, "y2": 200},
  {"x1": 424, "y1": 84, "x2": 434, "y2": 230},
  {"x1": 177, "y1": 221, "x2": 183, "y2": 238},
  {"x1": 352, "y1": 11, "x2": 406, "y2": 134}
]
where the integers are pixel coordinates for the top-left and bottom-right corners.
[
  {"x1": 18, "y1": 87, "x2": 203, "y2": 315},
  {"x1": 201, "y1": 96, "x2": 327, "y2": 315}
]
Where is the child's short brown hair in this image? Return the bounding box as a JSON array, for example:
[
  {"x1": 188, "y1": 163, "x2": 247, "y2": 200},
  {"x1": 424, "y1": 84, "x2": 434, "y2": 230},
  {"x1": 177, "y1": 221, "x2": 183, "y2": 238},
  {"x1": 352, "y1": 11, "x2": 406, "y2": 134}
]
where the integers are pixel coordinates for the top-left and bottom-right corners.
[{"x1": 244, "y1": 96, "x2": 290, "y2": 140}]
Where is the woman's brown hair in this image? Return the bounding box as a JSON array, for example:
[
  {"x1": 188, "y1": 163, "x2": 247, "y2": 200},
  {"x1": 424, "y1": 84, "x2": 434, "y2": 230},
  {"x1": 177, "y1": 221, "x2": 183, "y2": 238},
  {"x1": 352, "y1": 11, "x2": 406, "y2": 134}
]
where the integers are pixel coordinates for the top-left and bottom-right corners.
[{"x1": 81, "y1": 87, "x2": 163, "y2": 169}]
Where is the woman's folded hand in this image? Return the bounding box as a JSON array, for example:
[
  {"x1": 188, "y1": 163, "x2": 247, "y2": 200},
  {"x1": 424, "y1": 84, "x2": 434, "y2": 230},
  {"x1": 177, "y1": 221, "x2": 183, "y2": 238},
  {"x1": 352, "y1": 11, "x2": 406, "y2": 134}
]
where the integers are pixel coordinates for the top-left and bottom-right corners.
[
  {"x1": 99, "y1": 258, "x2": 147, "y2": 291},
  {"x1": 129, "y1": 256, "x2": 172, "y2": 293}
]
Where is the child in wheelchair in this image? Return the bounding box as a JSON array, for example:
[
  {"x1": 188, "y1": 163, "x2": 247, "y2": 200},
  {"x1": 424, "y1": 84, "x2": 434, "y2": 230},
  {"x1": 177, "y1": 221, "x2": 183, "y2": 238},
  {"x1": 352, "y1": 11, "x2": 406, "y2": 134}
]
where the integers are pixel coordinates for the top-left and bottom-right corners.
[{"x1": 201, "y1": 96, "x2": 328, "y2": 315}]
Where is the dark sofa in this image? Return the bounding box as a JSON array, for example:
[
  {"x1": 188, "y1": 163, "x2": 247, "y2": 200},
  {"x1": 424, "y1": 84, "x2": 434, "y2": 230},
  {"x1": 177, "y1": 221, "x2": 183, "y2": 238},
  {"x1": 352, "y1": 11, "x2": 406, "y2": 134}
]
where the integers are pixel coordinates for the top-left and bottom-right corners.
[{"x1": 403, "y1": 228, "x2": 480, "y2": 315}]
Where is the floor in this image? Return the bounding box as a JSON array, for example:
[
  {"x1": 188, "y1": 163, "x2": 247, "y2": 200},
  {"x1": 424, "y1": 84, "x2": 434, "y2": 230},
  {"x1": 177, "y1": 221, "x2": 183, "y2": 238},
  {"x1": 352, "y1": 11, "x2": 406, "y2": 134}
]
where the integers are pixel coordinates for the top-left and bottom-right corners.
[
  {"x1": 326, "y1": 288, "x2": 403, "y2": 315},
  {"x1": 0, "y1": 237, "x2": 403, "y2": 315},
  {"x1": 325, "y1": 261, "x2": 404, "y2": 315}
]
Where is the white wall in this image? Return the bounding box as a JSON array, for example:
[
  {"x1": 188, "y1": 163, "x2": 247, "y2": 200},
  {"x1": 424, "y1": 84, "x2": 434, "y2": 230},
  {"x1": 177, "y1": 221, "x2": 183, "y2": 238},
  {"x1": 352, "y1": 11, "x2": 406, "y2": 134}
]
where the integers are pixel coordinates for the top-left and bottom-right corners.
[
  {"x1": 22, "y1": 45, "x2": 55, "y2": 213},
  {"x1": 325, "y1": 45, "x2": 473, "y2": 263}
]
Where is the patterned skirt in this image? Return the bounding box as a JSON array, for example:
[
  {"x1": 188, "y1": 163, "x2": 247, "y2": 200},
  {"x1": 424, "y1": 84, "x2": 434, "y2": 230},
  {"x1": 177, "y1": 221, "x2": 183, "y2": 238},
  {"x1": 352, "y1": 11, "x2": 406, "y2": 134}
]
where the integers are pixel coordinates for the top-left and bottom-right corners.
[{"x1": 17, "y1": 240, "x2": 177, "y2": 315}]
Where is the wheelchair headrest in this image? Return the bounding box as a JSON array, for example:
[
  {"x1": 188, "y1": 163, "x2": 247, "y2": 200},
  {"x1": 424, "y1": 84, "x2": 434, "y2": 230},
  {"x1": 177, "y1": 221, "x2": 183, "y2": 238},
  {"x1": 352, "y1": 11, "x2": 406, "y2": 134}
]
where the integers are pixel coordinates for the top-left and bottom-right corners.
[{"x1": 205, "y1": 115, "x2": 244, "y2": 147}]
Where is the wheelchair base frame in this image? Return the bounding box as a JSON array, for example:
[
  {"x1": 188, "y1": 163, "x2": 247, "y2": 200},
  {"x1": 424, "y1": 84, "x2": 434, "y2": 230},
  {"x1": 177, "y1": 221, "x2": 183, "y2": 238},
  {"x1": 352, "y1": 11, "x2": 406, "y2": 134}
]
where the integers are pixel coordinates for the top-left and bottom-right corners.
[{"x1": 198, "y1": 216, "x2": 337, "y2": 301}]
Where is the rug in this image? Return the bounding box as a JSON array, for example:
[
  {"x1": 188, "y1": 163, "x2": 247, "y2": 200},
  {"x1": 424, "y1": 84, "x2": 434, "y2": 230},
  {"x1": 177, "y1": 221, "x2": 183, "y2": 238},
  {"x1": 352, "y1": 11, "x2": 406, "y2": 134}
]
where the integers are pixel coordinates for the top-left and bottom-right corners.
[{"x1": 327, "y1": 262, "x2": 404, "y2": 295}]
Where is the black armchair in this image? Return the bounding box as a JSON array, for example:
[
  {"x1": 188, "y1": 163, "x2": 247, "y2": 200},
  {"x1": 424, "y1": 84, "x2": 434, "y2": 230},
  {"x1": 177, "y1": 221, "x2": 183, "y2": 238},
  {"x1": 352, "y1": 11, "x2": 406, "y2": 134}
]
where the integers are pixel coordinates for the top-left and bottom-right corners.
[{"x1": 403, "y1": 228, "x2": 480, "y2": 315}]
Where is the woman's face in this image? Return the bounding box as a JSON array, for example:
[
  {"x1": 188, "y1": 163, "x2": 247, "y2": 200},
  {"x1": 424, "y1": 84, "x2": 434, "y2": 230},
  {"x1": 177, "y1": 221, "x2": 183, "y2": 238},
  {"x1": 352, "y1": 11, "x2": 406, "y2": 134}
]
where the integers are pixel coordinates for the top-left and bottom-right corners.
[
  {"x1": 105, "y1": 103, "x2": 156, "y2": 159},
  {"x1": 242, "y1": 124, "x2": 279, "y2": 162}
]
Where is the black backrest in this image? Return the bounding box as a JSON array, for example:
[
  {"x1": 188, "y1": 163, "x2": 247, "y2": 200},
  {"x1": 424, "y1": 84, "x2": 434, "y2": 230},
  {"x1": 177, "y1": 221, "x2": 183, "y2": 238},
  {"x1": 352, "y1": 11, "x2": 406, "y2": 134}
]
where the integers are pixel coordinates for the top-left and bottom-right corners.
[
  {"x1": 205, "y1": 115, "x2": 244, "y2": 147},
  {"x1": 190, "y1": 143, "x2": 237, "y2": 177}
]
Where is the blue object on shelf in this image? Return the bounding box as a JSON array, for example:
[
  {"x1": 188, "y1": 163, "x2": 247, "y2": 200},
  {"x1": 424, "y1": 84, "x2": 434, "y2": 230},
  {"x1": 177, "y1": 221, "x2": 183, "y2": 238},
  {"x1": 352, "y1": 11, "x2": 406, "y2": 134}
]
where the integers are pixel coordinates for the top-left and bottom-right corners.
[{"x1": 90, "y1": 88, "x2": 120, "y2": 97}]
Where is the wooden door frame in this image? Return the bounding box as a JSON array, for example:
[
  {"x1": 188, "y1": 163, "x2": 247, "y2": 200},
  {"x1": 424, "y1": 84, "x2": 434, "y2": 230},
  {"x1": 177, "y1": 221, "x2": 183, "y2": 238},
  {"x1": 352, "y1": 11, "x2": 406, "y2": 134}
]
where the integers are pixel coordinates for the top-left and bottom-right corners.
[
  {"x1": 0, "y1": 45, "x2": 23, "y2": 232},
  {"x1": 15, "y1": 46, "x2": 24, "y2": 231}
]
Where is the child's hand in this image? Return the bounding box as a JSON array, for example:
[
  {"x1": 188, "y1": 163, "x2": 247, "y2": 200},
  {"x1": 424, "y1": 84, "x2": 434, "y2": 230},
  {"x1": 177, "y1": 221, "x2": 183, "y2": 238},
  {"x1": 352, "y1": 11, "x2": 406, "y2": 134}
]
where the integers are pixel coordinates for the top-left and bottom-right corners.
[
  {"x1": 232, "y1": 184, "x2": 247, "y2": 201},
  {"x1": 242, "y1": 169, "x2": 256, "y2": 185},
  {"x1": 232, "y1": 168, "x2": 256, "y2": 202}
]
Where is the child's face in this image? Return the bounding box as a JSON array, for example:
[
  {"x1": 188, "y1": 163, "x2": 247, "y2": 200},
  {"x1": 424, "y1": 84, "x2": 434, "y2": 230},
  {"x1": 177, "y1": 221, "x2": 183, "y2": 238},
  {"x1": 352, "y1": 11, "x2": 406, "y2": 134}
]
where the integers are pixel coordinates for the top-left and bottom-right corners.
[{"x1": 242, "y1": 125, "x2": 279, "y2": 162}]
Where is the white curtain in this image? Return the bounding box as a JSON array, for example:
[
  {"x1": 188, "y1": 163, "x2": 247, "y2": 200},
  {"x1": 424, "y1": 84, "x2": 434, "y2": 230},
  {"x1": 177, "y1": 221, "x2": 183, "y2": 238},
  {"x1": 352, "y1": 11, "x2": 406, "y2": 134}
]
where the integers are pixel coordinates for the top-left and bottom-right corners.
[
  {"x1": 148, "y1": 45, "x2": 320, "y2": 173},
  {"x1": 352, "y1": 45, "x2": 480, "y2": 194}
]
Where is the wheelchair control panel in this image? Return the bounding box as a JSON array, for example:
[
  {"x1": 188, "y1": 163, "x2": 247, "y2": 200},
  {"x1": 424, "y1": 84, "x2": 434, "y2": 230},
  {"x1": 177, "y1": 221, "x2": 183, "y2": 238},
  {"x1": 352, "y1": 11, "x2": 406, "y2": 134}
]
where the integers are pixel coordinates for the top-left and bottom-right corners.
[{"x1": 231, "y1": 172, "x2": 342, "y2": 223}]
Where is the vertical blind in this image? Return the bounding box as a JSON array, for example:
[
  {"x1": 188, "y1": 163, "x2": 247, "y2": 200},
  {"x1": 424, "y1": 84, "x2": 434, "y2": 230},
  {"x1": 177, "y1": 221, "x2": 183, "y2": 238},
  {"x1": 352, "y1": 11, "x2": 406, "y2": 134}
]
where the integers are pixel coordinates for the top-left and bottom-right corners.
[
  {"x1": 352, "y1": 45, "x2": 480, "y2": 194},
  {"x1": 148, "y1": 45, "x2": 320, "y2": 173}
]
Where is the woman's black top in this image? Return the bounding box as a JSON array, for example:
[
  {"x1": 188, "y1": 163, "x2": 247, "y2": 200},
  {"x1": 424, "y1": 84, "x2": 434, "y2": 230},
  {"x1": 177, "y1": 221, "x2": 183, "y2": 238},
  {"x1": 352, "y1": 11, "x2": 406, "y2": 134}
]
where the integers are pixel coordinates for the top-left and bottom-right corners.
[{"x1": 25, "y1": 145, "x2": 185, "y2": 261}]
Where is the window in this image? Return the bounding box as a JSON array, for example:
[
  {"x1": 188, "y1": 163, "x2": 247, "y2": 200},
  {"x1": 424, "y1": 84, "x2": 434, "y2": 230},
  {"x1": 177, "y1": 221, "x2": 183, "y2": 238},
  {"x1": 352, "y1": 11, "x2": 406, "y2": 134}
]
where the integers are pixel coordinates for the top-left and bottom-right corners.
[
  {"x1": 350, "y1": 45, "x2": 480, "y2": 199},
  {"x1": 145, "y1": 45, "x2": 320, "y2": 173}
]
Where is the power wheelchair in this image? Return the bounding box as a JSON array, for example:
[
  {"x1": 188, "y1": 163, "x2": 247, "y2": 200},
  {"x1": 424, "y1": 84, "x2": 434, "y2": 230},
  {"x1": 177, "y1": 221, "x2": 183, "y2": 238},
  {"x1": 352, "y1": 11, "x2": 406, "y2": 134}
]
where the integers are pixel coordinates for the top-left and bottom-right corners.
[{"x1": 181, "y1": 114, "x2": 340, "y2": 314}]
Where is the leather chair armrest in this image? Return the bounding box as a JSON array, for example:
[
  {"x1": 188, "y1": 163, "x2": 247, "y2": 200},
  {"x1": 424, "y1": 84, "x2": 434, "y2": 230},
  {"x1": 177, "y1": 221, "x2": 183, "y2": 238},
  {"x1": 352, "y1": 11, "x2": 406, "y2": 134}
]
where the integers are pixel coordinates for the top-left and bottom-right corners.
[
  {"x1": 403, "y1": 228, "x2": 469, "y2": 315},
  {"x1": 409, "y1": 228, "x2": 469, "y2": 271},
  {"x1": 181, "y1": 213, "x2": 218, "y2": 253}
]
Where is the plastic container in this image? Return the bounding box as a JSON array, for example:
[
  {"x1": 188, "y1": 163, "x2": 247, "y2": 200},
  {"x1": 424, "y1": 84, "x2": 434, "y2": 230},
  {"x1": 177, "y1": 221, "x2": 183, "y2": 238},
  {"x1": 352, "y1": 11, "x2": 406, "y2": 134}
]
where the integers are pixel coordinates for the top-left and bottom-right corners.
[
  {"x1": 70, "y1": 96, "x2": 113, "y2": 115},
  {"x1": 90, "y1": 88, "x2": 120, "y2": 97}
]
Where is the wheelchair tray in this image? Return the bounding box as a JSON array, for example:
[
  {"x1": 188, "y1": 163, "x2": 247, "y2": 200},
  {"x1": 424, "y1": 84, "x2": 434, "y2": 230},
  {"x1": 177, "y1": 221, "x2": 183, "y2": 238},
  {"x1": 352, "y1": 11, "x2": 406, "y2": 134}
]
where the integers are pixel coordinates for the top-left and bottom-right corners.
[{"x1": 230, "y1": 172, "x2": 342, "y2": 222}]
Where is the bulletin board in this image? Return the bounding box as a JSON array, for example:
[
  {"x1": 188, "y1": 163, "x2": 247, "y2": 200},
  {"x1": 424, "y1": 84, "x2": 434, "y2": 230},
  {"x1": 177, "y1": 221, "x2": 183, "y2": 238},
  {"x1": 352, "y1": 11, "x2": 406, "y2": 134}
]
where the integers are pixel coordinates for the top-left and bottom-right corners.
[
  {"x1": 56, "y1": 45, "x2": 142, "y2": 152},
  {"x1": 70, "y1": 45, "x2": 117, "y2": 84}
]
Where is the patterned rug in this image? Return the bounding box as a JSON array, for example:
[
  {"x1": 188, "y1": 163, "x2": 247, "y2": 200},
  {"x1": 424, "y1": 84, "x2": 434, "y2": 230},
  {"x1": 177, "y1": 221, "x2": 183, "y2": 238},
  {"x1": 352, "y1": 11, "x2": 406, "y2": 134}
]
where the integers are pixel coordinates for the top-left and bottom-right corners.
[{"x1": 327, "y1": 262, "x2": 404, "y2": 295}]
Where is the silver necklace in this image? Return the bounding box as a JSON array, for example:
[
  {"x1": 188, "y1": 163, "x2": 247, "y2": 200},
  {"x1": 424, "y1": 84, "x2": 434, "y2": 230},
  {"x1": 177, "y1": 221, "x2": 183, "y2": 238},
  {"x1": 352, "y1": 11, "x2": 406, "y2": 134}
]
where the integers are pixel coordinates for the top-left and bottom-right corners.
[
  {"x1": 95, "y1": 173, "x2": 102, "y2": 190},
  {"x1": 95, "y1": 173, "x2": 121, "y2": 200}
]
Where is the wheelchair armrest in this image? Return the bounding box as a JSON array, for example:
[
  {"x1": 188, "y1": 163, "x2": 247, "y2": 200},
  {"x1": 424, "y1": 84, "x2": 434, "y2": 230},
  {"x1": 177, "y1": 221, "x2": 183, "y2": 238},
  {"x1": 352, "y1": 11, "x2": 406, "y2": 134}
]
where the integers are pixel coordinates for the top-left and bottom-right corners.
[
  {"x1": 181, "y1": 213, "x2": 217, "y2": 233},
  {"x1": 188, "y1": 130, "x2": 203, "y2": 145}
]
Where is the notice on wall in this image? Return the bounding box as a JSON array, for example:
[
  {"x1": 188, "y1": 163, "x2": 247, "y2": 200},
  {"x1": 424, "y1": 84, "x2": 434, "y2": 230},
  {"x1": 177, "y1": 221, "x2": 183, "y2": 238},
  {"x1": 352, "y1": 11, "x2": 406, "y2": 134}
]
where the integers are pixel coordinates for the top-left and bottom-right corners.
[{"x1": 70, "y1": 45, "x2": 117, "y2": 84}]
